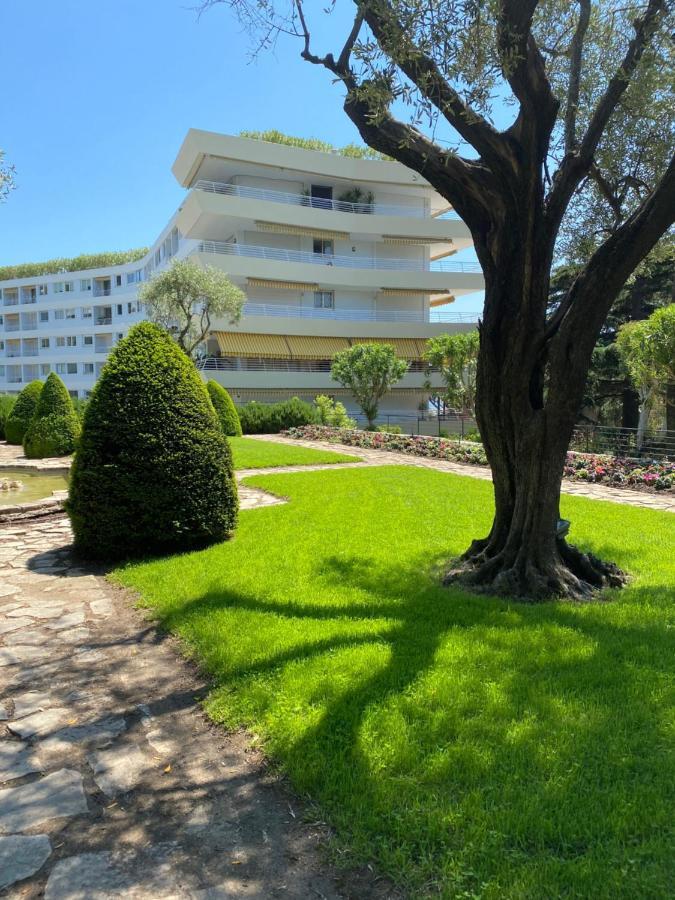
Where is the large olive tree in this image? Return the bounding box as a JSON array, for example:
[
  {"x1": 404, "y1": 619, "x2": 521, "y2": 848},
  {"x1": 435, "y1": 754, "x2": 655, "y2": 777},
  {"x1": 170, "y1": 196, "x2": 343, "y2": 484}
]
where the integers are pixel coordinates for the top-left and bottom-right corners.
[{"x1": 203, "y1": 0, "x2": 675, "y2": 600}]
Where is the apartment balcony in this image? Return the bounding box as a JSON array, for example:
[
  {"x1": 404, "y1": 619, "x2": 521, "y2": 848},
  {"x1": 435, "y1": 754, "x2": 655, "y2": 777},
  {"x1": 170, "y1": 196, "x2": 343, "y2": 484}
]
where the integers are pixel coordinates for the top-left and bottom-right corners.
[
  {"x1": 178, "y1": 188, "x2": 473, "y2": 254},
  {"x1": 194, "y1": 180, "x2": 459, "y2": 220},
  {"x1": 94, "y1": 316, "x2": 113, "y2": 326},
  {"x1": 240, "y1": 301, "x2": 477, "y2": 326},
  {"x1": 93, "y1": 287, "x2": 112, "y2": 298},
  {"x1": 4, "y1": 322, "x2": 21, "y2": 333},
  {"x1": 192, "y1": 241, "x2": 484, "y2": 296}
]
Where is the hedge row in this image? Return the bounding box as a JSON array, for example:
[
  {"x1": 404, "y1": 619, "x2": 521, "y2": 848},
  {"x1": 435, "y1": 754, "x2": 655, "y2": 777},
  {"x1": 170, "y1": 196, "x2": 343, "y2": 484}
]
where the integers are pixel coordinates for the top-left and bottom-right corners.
[
  {"x1": 237, "y1": 398, "x2": 318, "y2": 434},
  {"x1": 285, "y1": 426, "x2": 675, "y2": 494}
]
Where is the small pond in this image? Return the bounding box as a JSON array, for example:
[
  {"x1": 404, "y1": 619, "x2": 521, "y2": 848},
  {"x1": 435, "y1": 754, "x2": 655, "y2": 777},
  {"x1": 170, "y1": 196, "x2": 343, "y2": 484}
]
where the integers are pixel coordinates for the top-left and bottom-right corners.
[{"x1": 0, "y1": 469, "x2": 68, "y2": 506}]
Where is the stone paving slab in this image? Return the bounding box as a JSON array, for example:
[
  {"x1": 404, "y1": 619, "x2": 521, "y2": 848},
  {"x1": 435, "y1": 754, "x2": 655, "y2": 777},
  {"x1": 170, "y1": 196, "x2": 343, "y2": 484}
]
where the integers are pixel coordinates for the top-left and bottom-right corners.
[{"x1": 0, "y1": 507, "x2": 393, "y2": 899}]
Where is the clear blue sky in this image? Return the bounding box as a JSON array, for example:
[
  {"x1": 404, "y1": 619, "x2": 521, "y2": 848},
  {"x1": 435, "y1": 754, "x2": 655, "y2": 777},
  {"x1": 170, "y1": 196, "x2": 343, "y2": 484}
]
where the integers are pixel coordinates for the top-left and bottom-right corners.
[{"x1": 0, "y1": 0, "x2": 484, "y2": 311}]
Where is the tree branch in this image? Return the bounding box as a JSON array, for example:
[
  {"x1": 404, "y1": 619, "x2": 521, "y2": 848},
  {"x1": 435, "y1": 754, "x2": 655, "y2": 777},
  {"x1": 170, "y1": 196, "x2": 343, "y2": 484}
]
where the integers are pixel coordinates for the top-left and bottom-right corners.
[
  {"x1": 564, "y1": 0, "x2": 592, "y2": 151},
  {"x1": 546, "y1": 0, "x2": 667, "y2": 235}
]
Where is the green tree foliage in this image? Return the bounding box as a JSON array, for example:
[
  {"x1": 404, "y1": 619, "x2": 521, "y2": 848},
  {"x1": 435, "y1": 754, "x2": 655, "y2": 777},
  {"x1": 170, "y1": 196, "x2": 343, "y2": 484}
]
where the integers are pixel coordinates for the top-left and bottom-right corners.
[
  {"x1": 331, "y1": 343, "x2": 407, "y2": 429},
  {"x1": 23, "y1": 373, "x2": 80, "y2": 459},
  {"x1": 314, "y1": 394, "x2": 356, "y2": 428},
  {"x1": 4, "y1": 381, "x2": 43, "y2": 445},
  {"x1": 0, "y1": 149, "x2": 15, "y2": 202},
  {"x1": 139, "y1": 259, "x2": 245, "y2": 360},
  {"x1": 424, "y1": 332, "x2": 479, "y2": 416},
  {"x1": 617, "y1": 304, "x2": 675, "y2": 448},
  {"x1": 0, "y1": 394, "x2": 17, "y2": 441},
  {"x1": 67, "y1": 322, "x2": 238, "y2": 561},
  {"x1": 237, "y1": 397, "x2": 318, "y2": 434},
  {"x1": 0, "y1": 248, "x2": 148, "y2": 282},
  {"x1": 239, "y1": 129, "x2": 390, "y2": 160},
  {"x1": 207, "y1": 380, "x2": 242, "y2": 436}
]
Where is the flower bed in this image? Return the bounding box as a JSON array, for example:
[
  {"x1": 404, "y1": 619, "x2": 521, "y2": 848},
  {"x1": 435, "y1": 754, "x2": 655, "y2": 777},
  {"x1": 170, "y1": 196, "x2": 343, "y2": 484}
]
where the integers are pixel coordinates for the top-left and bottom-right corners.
[{"x1": 284, "y1": 426, "x2": 675, "y2": 494}]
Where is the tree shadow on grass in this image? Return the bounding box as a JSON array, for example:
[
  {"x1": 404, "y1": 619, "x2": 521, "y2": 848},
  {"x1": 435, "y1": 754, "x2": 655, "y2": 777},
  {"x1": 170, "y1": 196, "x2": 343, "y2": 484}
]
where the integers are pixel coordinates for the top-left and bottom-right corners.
[{"x1": 153, "y1": 544, "x2": 674, "y2": 896}]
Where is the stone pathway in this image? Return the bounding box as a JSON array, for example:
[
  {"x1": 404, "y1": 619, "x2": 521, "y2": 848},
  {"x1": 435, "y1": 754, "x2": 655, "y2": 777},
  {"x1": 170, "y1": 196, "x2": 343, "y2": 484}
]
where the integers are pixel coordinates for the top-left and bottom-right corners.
[
  {"x1": 0, "y1": 517, "x2": 392, "y2": 899},
  {"x1": 252, "y1": 434, "x2": 675, "y2": 514}
]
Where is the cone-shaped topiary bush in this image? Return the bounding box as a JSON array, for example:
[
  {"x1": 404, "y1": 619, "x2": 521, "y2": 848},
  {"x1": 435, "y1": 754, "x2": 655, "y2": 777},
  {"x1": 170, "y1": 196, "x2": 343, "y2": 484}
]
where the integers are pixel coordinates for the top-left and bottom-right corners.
[
  {"x1": 4, "y1": 380, "x2": 43, "y2": 445},
  {"x1": 23, "y1": 373, "x2": 81, "y2": 458},
  {"x1": 67, "y1": 322, "x2": 238, "y2": 561},
  {"x1": 206, "y1": 380, "x2": 242, "y2": 436},
  {"x1": 0, "y1": 394, "x2": 17, "y2": 441}
]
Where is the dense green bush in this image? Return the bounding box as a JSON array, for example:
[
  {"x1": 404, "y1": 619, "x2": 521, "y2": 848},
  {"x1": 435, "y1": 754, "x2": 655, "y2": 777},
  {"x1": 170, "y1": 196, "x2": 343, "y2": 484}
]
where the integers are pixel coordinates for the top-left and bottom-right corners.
[
  {"x1": 71, "y1": 397, "x2": 89, "y2": 422},
  {"x1": 23, "y1": 373, "x2": 81, "y2": 458},
  {"x1": 314, "y1": 394, "x2": 356, "y2": 428},
  {"x1": 4, "y1": 381, "x2": 43, "y2": 445},
  {"x1": 0, "y1": 394, "x2": 17, "y2": 441},
  {"x1": 67, "y1": 322, "x2": 238, "y2": 561},
  {"x1": 238, "y1": 397, "x2": 319, "y2": 434},
  {"x1": 207, "y1": 381, "x2": 242, "y2": 436}
]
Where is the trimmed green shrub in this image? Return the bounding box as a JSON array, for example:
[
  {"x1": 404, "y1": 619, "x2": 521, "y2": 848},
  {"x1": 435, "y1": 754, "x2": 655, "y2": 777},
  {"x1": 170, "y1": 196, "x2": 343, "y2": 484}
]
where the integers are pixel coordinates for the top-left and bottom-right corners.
[
  {"x1": 238, "y1": 397, "x2": 319, "y2": 434},
  {"x1": 4, "y1": 381, "x2": 43, "y2": 445},
  {"x1": 0, "y1": 394, "x2": 17, "y2": 441},
  {"x1": 207, "y1": 381, "x2": 242, "y2": 436},
  {"x1": 314, "y1": 395, "x2": 356, "y2": 428},
  {"x1": 23, "y1": 373, "x2": 81, "y2": 458},
  {"x1": 67, "y1": 322, "x2": 238, "y2": 561}
]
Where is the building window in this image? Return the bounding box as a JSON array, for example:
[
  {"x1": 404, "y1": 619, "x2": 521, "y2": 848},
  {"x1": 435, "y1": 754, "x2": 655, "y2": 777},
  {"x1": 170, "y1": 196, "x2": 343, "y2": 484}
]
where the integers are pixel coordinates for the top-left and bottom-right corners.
[
  {"x1": 56, "y1": 281, "x2": 74, "y2": 293},
  {"x1": 40, "y1": 338, "x2": 50, "y2": 349},
  {"x1": 39, "y1": 284, "x2": 48, "y2": 296},
  {"x1": 39, "y1": 311, "x2": 49, "y2": 322},
  {"x1": 65, "y1": 308, "x2": 76, "y2": 319},
  {"x1": 56, "y1": 337, "x2": 65, "y2": 348},
  {"x1": 54, "y1": 282, "x2": 64, "y2": 293},
  {"x1": 313, "y1": 291, "x2": 335, "y2": 309},
  {"x1": 116, "y1": 304, "x2": 123, "y2": 316},
  {"x1": 83, "y1": 362, "x2": 94, "y2": 374},
  {"x1": 83, "y1": 335, "x2": 93, "y2": 346},
  {"x1": 80, "y1": 279, "x2": 92, "y2": 291},
  {"x1": 55, "y1": 363, "x2": 66, "y2": 374},
  {"x1": 115, "y1": 274, "x2": 122, "y2": 287},
  {"x1": 41, "y1": 364, "x2": 50, "y2": 376},
  {"x1": 68, "y1": 389, "x2": 78, "y2": 398},
  {"x1": 81, "y1": 307, "x2": 92, "y2": 319},
  {"x1": 127, "y1": 269, "x2": 142, "y2": 284},
  {"x1": 54, "y1": 309, "x2": 65, "y2": 320},
  {"x1": 66, "y1": 336, "x2": 77, "y2": 347},
  {"x1": 313, "y1": 238, "x2": 334, "y2": 256}
]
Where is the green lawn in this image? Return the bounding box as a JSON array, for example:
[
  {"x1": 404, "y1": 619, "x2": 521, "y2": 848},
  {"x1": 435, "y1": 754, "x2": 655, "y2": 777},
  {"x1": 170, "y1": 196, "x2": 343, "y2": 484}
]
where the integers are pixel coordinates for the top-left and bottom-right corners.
[
  {"x1": 114, "y1": 467, "x2": 674, "y2": 899},
  {"x1": 229, "y1": 436, "x2": 359, "y2": 469}
]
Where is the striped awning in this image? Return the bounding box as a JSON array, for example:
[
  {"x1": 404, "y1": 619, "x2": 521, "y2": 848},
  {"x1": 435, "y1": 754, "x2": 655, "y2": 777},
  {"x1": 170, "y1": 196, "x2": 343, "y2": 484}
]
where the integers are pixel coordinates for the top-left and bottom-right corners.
[
  {"x1": 213, "y1": 332, "x2": 290, "y2": 358},
  {"x1": 379, "y1": 287, "x2": 452, "y2": 296},
  {"x1": 255, "y1": 221, "x2": 349, "y2": 240},
  {"x1": 247, "y1": 278, "x2": 318, "y2": 291},
  {"x1": 352, "y1": 337, "x2": 426, "y2": 359},
  {"x1": 430, "y1": 295, "x2": 456, "y2": 307},
  {"x1": 285, "y1": 335, "x2": 350, "y2": 359},
  {"x1": 382, "y1": 236, "x2": 431, "y2": 246}
]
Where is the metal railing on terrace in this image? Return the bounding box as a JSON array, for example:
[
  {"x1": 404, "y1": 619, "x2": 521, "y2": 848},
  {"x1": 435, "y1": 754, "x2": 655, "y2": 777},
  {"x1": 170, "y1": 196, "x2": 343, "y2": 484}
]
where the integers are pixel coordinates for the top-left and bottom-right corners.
[
  {"x1": 193, "y1": 179, "x2": 461, "y2": 220},
  {"x1": 194, "y1": 241, "x2": 482, "y2": 274},
  {"x1": 197, "y1": 356, "x2": 429, "y2": 374},
  {"x1": 240, "y1": 301, "x2": 477, "y2": 324},
  {"x1": 571, "y1": 424, "x2": 675, "y2": 460}
]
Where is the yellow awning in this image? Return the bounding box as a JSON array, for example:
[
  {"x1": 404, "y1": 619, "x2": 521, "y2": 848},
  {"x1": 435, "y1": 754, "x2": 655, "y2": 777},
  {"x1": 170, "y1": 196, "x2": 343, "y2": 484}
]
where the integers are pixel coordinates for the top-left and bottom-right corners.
[
  {"x1": 255, "y1": 221, "x2": 349, "y2": 240},
  {"x1": 285, "y1": 335, "x2": 350, "y2": 359},
  {"x1": 351, "y1": 337, "x2": 425, "y2": 359},
  {"x1": 382, "y1": 236, "x2": 430, "y2": 246},
  {"x1": 213, "y1": 331, "x2": 290, "y2": 358},
  {"x1": 247, "y1": 278, "x2": 318, "y2": 291},
  {"x1": 430, "y1": 295, "x2": 456, "y2": 307}
]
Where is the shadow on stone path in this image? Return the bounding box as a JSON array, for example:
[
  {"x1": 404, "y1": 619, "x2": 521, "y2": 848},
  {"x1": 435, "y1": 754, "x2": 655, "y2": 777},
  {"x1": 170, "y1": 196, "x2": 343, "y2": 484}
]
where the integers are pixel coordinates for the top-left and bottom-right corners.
[{"x1": 0, "y1": 515, "x2": 397, "y2": 899}]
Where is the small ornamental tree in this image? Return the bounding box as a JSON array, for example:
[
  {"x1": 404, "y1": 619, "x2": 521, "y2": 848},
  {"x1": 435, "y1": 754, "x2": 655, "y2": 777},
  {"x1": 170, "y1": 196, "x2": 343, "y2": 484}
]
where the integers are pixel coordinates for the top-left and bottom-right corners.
[
  {"x1": 67, "y1": 322, "x2": 238, "y2": 561},
  {"x1": 139, "y1": 258, "x2": 245, "y2": 360},
  {"x1": 207, "y1": 380, "x2": 242, "y2": 436},
  {"x1": 331, "y1": 343, "x2": 407, "y2": 429},
  {"x1": 424, "y1": 332, "x2": 479, "y2": 416},
  {"x1": 23, "y1": 373, "x2": 80, "y2": 458},
  {"x1": 4, "y1": 381, "x2": 43, "y2": 445},
  {"x1": 617, "y1": 304, "x2": 675, "y2": 449}
]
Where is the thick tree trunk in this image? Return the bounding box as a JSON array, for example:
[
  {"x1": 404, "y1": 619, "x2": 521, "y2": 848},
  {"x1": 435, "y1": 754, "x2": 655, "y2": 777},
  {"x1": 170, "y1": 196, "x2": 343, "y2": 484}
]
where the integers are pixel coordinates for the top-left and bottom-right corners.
[
  {"x1": 445, "y1": 263, "x2": 626, "y2": 602},
  {"x1": 666, "y1": 383, "x2": 675, "y2": 434}
]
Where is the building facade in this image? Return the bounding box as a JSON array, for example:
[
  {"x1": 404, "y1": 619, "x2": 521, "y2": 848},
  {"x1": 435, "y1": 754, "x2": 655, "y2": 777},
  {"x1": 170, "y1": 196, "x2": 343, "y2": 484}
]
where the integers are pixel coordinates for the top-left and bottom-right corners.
[{"x1": 1, "y1": 130, "x2": 484, "y2": 417}]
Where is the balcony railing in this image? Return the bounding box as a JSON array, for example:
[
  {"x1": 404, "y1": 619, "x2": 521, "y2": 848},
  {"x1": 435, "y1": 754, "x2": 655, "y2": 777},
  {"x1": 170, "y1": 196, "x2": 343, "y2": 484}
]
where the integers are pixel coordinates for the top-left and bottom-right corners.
[
  {"x1": 194, "y1": 241, "x2": 482, "y2": 274},
  {"x1": 3, "y1": 296, "x2": 20, "y2": 307},
  {"x1": 93, "y1": 287, "x2": 112, "y2": 297},
  {"x1": 198, "y1": 357, "x2": 430, "y2": 373},
  {"x1": 94, "y1": 317, "x2": 113, "y2": 325},
  {"x1": 4, "y1": 323, "x2": 21, "y2": 332},
  {"x1": 240, "y1": 301, "x2": 478, "y2": 324},
  {"x1": 193, "y1": 179, "x2": 460, "y2": 220}
]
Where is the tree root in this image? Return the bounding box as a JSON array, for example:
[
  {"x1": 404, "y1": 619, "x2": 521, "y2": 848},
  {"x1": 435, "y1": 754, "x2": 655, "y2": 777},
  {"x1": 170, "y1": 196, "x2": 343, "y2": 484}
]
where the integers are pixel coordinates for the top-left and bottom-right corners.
[{"x1": 444, "y1": 539, "x2": 627, "y2": 602}]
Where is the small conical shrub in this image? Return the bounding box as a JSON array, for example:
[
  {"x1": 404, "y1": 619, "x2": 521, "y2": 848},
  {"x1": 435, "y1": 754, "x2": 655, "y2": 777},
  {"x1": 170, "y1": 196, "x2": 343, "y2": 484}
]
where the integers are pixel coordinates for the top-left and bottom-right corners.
[
  {"x1": 207, "y1": 380, "x2": 242, "y2": 436},
  {"x1": 0, "y1": 394, "x2": 17, "y2": 441},
  {"x1": 23, "y1": 373, "x2": 81, "y2": 458},
  {"x1": 67, "y1": 322, "x2": 238, "y2": 561},
  {"x1": 4, "y1": 380, "x2": 43, "y2": 445}
]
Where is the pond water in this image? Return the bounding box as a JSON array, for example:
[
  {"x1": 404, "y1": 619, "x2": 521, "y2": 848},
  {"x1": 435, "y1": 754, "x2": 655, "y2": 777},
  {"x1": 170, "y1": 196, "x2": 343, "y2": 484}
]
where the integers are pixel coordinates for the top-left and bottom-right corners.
[{"x1": 0, "y1": 470, "x2": 68, "y2": 506}]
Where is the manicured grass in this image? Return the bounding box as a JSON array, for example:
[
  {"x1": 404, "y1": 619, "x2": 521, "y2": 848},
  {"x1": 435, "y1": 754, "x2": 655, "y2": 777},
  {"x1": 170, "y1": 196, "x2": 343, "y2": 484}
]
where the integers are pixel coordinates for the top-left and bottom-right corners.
[
  {"x1": 114, "y1": 467, "x2": 675, "y2": 898},
  {"x1": 229, "y1": 436, "x2": 359, "y2": 469}
]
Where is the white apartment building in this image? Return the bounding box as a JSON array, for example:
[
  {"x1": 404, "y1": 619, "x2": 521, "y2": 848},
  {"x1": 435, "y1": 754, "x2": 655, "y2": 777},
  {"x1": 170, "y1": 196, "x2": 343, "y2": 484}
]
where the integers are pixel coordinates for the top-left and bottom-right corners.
[{"x1": 1, "y1": 130, "x2": 484, "y2": 417}]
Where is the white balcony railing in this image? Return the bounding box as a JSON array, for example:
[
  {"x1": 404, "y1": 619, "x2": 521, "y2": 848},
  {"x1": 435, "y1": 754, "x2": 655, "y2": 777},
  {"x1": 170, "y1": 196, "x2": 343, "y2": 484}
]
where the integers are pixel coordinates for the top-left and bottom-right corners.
[
  {"x1": 198, "y1": 357, "x2": 431, "y2": 373},
  {"x1": 240, "y1": 301, "x2": 478, "y2": 324},
  {"x1": 194, "y1": 241, "x2": 482, "y2": 274},
  {"x1": 194, "y1": 179, "x2": 461, "y2": 220}
]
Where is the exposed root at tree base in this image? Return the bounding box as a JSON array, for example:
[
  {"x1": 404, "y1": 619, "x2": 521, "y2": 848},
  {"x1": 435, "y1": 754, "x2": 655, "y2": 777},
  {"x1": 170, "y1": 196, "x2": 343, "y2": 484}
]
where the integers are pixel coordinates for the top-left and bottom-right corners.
[{"x1": 443, "y1": 540, "x2": 627, "y2": 602}]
